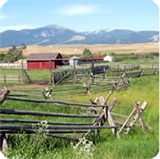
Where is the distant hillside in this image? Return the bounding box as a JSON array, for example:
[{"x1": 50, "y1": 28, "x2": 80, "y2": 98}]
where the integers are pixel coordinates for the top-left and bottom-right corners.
[
  {"x1": 0, "y1": 43, "x2": 159, "y2": 56},
  {"x1": 0, "y1": 24, "x2": 159, "y2": 48}
]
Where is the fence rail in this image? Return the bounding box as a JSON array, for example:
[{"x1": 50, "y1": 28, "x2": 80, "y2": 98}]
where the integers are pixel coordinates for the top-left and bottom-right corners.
[
  {"x1": 0, "y1": 63, "x2": 27, "y2": 69},
  {"x1": 0, "y1": 74, "x2": 22, "y2": 83},
  {"x1": 0, "y1": 88, "x2": 118, "y2": 153}
]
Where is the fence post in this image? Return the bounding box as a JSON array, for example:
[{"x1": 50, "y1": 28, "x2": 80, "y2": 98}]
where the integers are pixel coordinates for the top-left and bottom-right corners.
[
  {"x1": 140, "y1": 68, "x2": 143, "y2": 76},
  {"x1": 0, "y1": 88, "x2": 10, "y2": 154},
  {"x1": 52, "y1": 72, "x2": 55, "y2": 86},
  {"x1": 4, "y1": 74, "x2": 6, "y2": 84},
  {"x1": 21, "y1": 60, "x2": 25, "y2": 83},
  {"x1": 18, "y1": 74, "x2": 21, "y2": 83}
]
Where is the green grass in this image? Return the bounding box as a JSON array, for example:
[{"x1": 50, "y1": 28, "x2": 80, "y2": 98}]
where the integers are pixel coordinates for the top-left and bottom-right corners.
[
  {"x1": 0, "y1": 68, "x2": 70, "y2": 85},
  {"x1": 93, "y1": 59, "x2": 159, "y2": 67},
  {"x1": 1, "y1": 73, "x2": 159, "y2": 159}
]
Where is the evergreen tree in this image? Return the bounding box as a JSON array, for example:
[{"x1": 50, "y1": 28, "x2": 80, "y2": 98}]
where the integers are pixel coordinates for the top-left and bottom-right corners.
[
  {"x1": 4, "y1": 44, "x2": 26, "y2": 62},
  {"x1": 82, "y1": 48, "x2": 93, "y2": 58}
]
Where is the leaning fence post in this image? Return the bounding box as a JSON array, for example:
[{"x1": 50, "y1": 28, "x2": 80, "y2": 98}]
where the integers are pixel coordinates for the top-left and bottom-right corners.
[
  {"x1": 153, "y1": 67, "x2": 157, "y2": 75},
  {"x1": 0, "y1": 88, "x2": 10, "y2": 154},
  {"x1": 140, "y1": 68, "x2": 143, "y2": 76},
  {"x1": 83, "y1": 83, "x2": 91, "y2": 95},
  {"x1": 90, "y1": 73, "x2": 94, "y2": 83},
  {"x1": 133, "y1": 101, "x2": 148, "y2": 133}
]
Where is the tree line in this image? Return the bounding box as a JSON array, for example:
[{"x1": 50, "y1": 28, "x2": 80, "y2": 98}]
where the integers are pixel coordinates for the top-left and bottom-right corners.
[{"x1": 0, "y1": 44, "x2": 26, "y2": 62}]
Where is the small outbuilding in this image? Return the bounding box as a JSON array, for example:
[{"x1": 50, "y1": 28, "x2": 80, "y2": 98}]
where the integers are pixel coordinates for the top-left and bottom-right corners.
[
  {"x1": 27, "y1": 53, "x2": 63, "y2": 70},
  {"x1": 103, "y1": 55, "x2": 115, "y2": 62},
  {"x1": 69, "y1": 56, "x2": 80, "y2": 66}
]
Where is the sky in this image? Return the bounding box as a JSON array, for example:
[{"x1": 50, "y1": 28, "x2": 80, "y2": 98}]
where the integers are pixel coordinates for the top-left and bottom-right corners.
[{"x1": 0, "y1": 0, "x2": 159, "y2": 33}]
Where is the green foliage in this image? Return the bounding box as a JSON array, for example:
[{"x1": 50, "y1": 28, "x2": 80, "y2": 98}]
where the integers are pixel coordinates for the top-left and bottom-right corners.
[
  {"x1": 0, "y1": 52, "x2": 5, "y2": 61},
  {"x1": 110, "y1": 52, "x2": 115, "y2": 56},
  {"x1": 1, "y1": 44, "x2": 27, "y2": 62},
  {"x1": 82, "y1": 48, "x2": 93, "y2": 58}
]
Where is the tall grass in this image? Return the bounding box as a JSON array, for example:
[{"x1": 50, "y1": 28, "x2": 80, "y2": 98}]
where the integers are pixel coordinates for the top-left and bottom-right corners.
[{"x1": 1, "y1": 74, "x2": 159, "y2": 159}]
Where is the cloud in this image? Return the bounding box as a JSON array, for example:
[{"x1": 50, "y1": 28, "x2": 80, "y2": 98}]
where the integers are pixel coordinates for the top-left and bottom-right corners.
[
  {"x1": 0, "y1": 0, "x2": 7, "y2": 8},
  {"x1": 60, "y1": 5, "x2": 98, "y2": 16},
  {"x1": 0, "y1": 25, "x2": 39, "y2": 32},
  {"x1": 0, "y1": 14, "x2": 5, "y2": 19}
]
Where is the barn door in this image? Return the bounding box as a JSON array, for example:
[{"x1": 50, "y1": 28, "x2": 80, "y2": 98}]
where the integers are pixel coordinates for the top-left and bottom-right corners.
[{"x1": 39, "y1": 62, "x2": 42, "y2": 69}]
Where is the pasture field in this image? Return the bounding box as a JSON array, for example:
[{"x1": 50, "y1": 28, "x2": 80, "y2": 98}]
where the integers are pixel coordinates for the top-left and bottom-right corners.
[
  {"x1": 2, "y1": 66, "x2": 160, "y2": 159},
  {"x1": 0, "y1": 59, "x2": 159, "y2": 86},
  {"x1": 1, "y1": 66, "x2": 159, "y2": 159}
]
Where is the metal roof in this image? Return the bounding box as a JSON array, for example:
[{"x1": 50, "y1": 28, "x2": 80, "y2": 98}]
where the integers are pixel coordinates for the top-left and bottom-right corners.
[{"x1": 27, "y1": 53, "x2": 62, "y2": 61}]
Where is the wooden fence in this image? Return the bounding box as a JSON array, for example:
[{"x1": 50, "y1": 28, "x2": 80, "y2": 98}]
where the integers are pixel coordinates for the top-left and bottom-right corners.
[
  {"x1": 53, "y1": 70, "x2": 73, "y2": 85},
  {"x1": 0, "y1": 74, "x2": 22, "y2": 84},
  {"x1": 0, "y1": 63, "x2": 27, "y2": 69},
  {"x1": 0, "y1": 88, "x2": 118, "y2": 153},
  {"x1": 0, "y1": 88, "x2": 149, "y2": 153}
]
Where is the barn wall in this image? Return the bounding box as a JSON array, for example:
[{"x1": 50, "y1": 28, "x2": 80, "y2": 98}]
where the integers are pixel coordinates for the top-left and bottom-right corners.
[{"x1": 27, "y1": 61, "x2": 56, "y2": 70}]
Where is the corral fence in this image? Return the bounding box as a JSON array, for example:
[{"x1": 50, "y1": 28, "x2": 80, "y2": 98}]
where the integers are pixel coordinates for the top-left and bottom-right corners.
[
  {"x1": 0, "y1": 62, "x2": 27, "y2": 70},
  {"x1": 53, "y1": 70, "x2": 73, "y2": 85},
  {"x1": 0, "y1": 74, "x2": 22, "y2": 84},
  {"x1": 0, "y1": 88, "x2": 149, "y2": 153},
  {"x1": 0, "y1": 89, "x2": 117, "y2": 153},
  {"x1": 109, "y1": 64, "x2": 140, "y2": 72},
  {"x1": 88, "y1": 65, "x2": 159, "y2": 83}
]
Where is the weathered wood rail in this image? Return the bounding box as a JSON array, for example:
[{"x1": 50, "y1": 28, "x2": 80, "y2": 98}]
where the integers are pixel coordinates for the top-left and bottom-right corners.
[
  {"x1": 0, "y1": 88, "x2": 118, "y2": 153},
  {"x1": 90, "y1": 67, "x2": 158, "y2": 83},
  {"x1": 109, "y1": 101, "x2": 149, "y2": 135},
  {"x1": 53, "y1": 70, "x2": 73, "y2": 85},
  {"x1": 0, "y1": 87, "x2": 149, "y2": 153}
]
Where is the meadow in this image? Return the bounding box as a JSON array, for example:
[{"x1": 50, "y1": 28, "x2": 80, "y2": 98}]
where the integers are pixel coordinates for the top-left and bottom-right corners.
[{"x1": 0, "y1": 61, "x2": 159, "y2": 159}]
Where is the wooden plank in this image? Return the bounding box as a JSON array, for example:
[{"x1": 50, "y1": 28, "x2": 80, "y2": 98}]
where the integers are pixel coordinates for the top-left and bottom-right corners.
[
  {"x1": 99, "y1": 96, "x2": 107, "y2": 119},
  {"x1": 6, "y1": 96, "x2": 108, "y2": 107},
  {"x1": 110, "y1": 112, "x2": 129, "y2": 118},
  {"x1": 0, "y1": 125, "x2": 117, "y2": 130},
  {"x1": 75, "y1": 112, "x2": 105, "y2": 147},
  {"x1": 0, "y1": 108, "x2": 98, "y2": 118},
  {"x1": 0, "y1": 88, "x2": 10, "y2": 104},
  {"x1": 108, "y1": 98, "x2": 117, "y2": 112},
  {"x1": 104, "y1": 91, "x2": 113, "y2": 104},
  {"x1": 117, "y1": 108, "x2": 136, "y2": 135},
  {"x1": 125, "y1": 101, "x2": 148, "y2": 134},
  {"x1": 0, "y1": 118, "x2": 93, "y2": 125},
  {"x1": 133, "y1": 101, "x2": 148, "y2": 132},
  {"x1": 0, "y1": 129, "x2": 90, "y2": 134},
  {"x1": 108, "y1": 112, "x2": 120, "y2": 139},
  {"x1": 114, "y1": 120, "x2": 142, "y2": 127},
  {"x1": 77, "y1": 95, "x2": 109, "y2": 147}
]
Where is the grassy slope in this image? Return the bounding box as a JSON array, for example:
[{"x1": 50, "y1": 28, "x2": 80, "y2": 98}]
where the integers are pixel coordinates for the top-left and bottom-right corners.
[
  {"x1": 1, "y1": 73, "x2": 159, "y2": 159},
  {"x1": 0, "y1": 61, "x2": 160, "y2": 159}
]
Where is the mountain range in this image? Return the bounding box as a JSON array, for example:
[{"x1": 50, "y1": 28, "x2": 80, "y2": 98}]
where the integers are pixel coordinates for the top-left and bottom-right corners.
[{"x1": 0, "y1": 24, "x2": 159, "y2": 48}]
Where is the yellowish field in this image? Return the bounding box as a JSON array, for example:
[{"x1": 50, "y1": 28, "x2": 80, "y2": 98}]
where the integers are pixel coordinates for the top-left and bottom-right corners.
[{"x1": 0, "y1": 42, "x2": 159, "y2": 55}]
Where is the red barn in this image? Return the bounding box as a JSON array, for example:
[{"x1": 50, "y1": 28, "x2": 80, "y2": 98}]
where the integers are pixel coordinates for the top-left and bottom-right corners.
[{"x1": 27, "y1": 53, "x2": 63, "y2": 70}]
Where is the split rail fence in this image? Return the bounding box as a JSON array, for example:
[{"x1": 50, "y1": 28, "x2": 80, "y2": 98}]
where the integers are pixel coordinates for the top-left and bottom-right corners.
[
  {"x1": 0, "y1": 88, "x2": 149, "y2": 153},
  {"x1": 0, "y1": 89, "x2": 117, "y2": 153}
]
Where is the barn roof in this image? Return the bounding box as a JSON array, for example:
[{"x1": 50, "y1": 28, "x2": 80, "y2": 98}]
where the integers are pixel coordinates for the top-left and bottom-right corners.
[{"x1": 27, "y1": 53, "x2": 62, "y2": 61}]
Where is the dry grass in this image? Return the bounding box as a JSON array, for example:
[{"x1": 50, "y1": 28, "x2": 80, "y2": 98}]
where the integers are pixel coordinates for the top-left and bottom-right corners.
[{"x1": 0, "y1": 42, "x2": 159, "y2": 56}]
